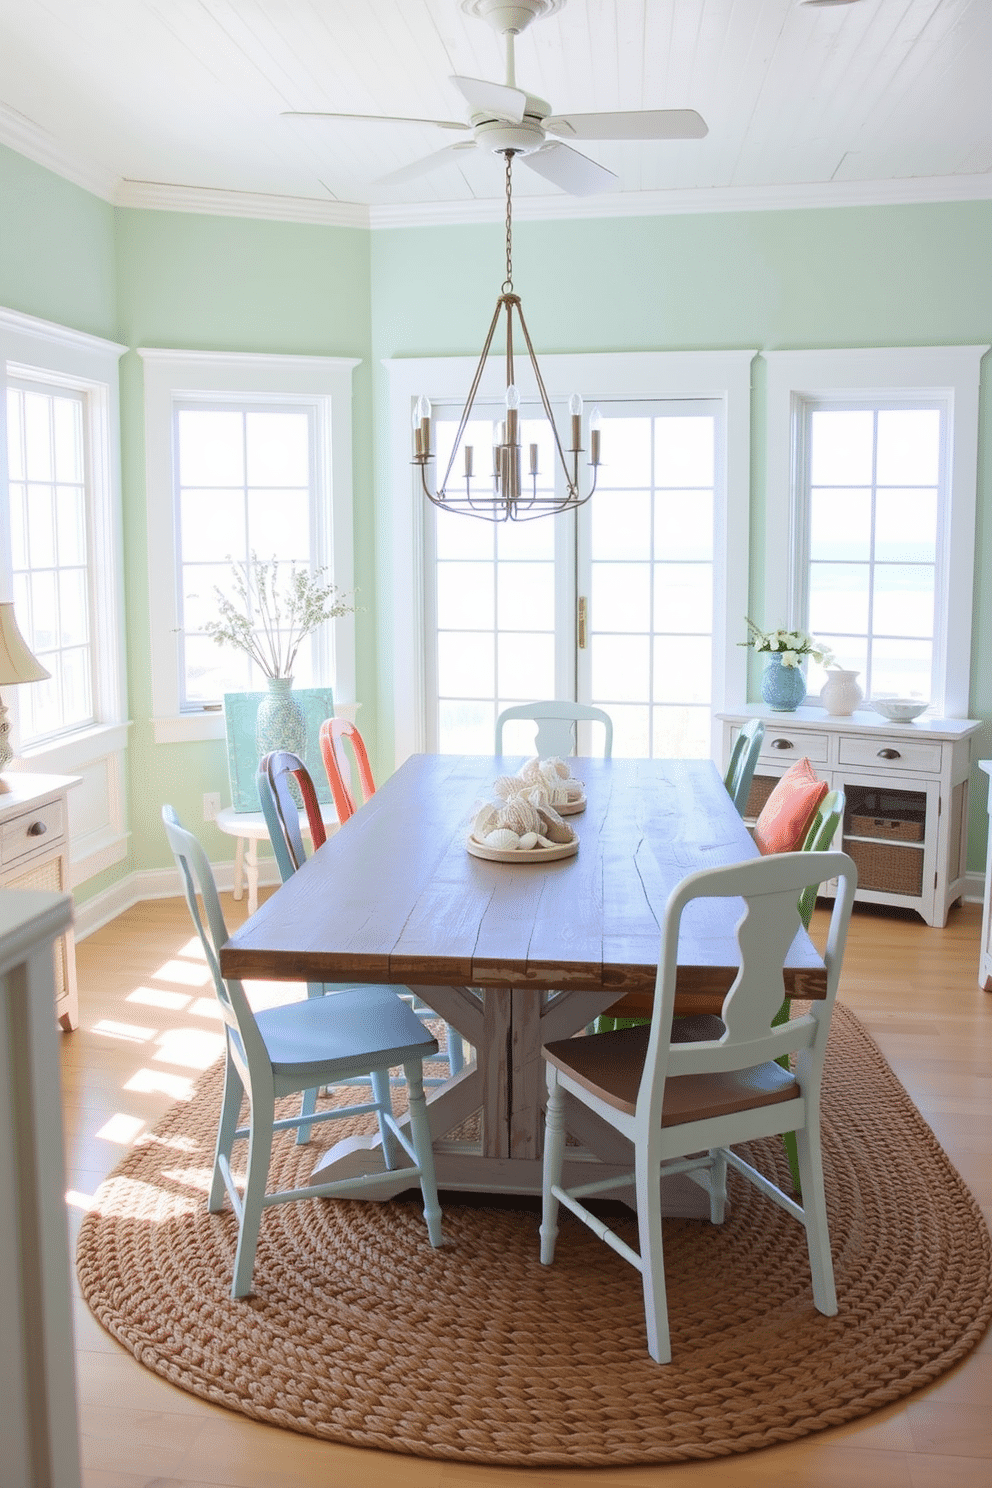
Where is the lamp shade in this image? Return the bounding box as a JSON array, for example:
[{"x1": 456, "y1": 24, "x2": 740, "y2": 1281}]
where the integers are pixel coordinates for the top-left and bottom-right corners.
[{"x1": 0, "y1": 603, "x2": 50, "y2": 685}]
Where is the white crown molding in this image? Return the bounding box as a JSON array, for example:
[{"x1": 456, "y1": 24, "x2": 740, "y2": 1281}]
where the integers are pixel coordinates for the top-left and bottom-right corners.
[
  {"x1": 0, "y1": 304, "x2": 127, "y2": 358},
  {"x1": 113, "y1": 178, "x2": 370, "y2": 227},
  {"x1": 136, "y1": 347, "x2": 361, "y2": 371},
  {"x1": 0, "y1": 101, "x2": 119, "y2": 202},
  {"x1": 368, "y1": 171, "x2": 992, "y2": 229}
]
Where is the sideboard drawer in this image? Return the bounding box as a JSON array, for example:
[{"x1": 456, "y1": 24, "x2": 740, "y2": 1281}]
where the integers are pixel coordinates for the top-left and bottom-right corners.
[
  {"x1": 760, "y1": 730, "x2": 829, "y2": 765},
  {"x1": 837, "y1": 736, "x2": 942, "y2": 774},
  {"x1": 0, "y1": 799, "x2": 66, "y2": 867}
]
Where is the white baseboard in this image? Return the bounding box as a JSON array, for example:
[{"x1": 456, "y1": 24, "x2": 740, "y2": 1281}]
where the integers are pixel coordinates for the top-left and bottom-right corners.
[{"x1": 72, "y1": 859, "x2": 283, "y2": 941}]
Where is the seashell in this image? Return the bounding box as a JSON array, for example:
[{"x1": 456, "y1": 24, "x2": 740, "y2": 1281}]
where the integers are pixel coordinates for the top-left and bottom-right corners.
[
  {"x1": 517, "y1": 831, "x2": 540, "y2": 850},
  {"x1": 473, "y1": 804, "x2": 498, "y2": 839},
  {"x1": 517, "y1": 756, "x2": 543, "y2": 784},
  {"x1": 542, "y1": 756, "x2": 571, "y2": 780},
  {"x1": 536, "y1": 804, "x2": 575, "y2": 844},
  {"x1": 498, "y1": 798, "x2": 543, "y2": 835},
  {"x1": 534, "y1": 834, "x2": 556, "y2": 848},
  {"x1": 493, "y1": 774, "x2": 525, "y2": 800},
  {"x1": 484, "y1": 828, "x2": 521, "y2": 850}
]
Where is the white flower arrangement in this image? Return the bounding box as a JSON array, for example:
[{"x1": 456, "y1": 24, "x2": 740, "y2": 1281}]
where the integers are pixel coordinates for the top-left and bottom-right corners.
[
  {"x1": 205, "y1": 553, "x2": 356, "y2": 679},
  {"x1": 741, "y1": 616, "x2": 834, "y2": 670}
]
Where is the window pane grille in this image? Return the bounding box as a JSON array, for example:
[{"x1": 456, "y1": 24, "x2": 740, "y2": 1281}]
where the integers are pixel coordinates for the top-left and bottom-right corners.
[
  {"x1": 6, "y1": 384, "x2": 94, "y2": 743},
  {"x1": 175, "y1": 404, "x2": 316, "y2": 706},
  {"x1": 804, "y1": 405, "x2": 941, "y2": 703}
]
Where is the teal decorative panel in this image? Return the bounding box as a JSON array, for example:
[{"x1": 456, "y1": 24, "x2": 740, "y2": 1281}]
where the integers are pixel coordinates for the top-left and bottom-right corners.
[{"x1": 223, "y1": 687, "x2": 335, "y2": 812}]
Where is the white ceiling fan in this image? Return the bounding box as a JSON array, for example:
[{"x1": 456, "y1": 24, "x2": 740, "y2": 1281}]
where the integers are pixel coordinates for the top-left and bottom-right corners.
[{"x1": 283, "y1": 0, "x2": 708, "y2": 197}]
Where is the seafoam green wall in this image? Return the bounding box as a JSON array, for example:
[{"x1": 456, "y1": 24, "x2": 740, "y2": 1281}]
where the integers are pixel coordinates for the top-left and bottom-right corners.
[
  {"x1": 371, "y1": 201, "x2": 992, "y2": 869},
  {"x1": 114, "y1": 207, "x2": 373, "y2": 872},
  {"x1": 0, "y1": 144, "x2": 118, "y2": 336}
]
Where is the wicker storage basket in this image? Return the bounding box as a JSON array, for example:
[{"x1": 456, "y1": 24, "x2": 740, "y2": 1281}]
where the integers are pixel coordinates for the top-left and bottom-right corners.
[
  {"x1": 845, "y1": 838, "x2": 924, "y2": 897},
  {"x1": 849, "y1": 813, "x2": 925, "y2": 843},
  {"x1": 745, "y1": 773, "x2": 779, "y2": 819}
]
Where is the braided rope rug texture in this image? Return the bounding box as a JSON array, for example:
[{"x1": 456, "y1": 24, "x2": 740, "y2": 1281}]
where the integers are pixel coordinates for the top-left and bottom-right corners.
[{"x1": 76, "y1": 1003, "x2": 992, "y2": 1467}]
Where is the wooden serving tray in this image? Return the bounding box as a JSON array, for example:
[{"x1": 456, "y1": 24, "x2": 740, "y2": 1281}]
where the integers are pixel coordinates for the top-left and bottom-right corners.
[{"x1": 466, "y1": 835, "x2": 579, "y2": 864}]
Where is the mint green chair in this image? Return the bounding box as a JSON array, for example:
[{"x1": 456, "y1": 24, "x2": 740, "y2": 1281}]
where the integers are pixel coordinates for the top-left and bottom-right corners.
[
  {"x1": 723, "y1": 718, "x2": 765, "y2": 816},
  {"x1": 775, "y1": 788, "x2": 846, "y2": 1189}
]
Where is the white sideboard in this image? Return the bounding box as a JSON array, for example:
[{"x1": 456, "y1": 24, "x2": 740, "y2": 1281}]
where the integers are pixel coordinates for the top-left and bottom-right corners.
[
  {"x1": 979, "y1": 763, "x2": 992, "y2": 990},
  {"x1": 0, "y1": 889, "x2": 81, "y2": 1488},
  {"x1": 717, "y1": 708, "x2": 982, "y2": 928},
  {"x1": 0, "y1": 773, "x2": 80, "y2": 1029}
]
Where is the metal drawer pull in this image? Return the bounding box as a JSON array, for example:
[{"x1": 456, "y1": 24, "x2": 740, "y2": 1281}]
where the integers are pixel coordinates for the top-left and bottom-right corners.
[
  {"x1": 771, "y1": 738, "x2": 793, "y2": 750},
  {"x1": 27, "y1": 820, "x2": 48, "y2": 836},
  {"x1": 877, "y1": 748, "x2": 901, "y2": 760}
]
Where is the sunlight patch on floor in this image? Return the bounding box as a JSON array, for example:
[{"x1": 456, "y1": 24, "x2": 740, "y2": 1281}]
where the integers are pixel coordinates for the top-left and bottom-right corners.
[
  {"x1": 152, "y1": 957, "x2": 211, "y2": 987},
  {"x1": 153, "y1": 1027, "x2": 225, "y2": 1070},
  {"x1": 124, "y1": 1067, "x2": 195, "y2": 1099},
  {"x1": 91, "y1": 1019, "x2": 158, "y2": 1044},
  {"x1": 126, "y1": 986, "x2": 192, "y2": 1011},
  {"x1": 94, "y1": 1112, "x2": 146, "y2": 1145}
]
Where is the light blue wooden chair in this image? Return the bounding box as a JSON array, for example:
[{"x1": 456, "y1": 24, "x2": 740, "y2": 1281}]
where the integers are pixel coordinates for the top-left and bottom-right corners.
[
  {"x1": 723, "y1": 718, "x2": 765, "y2": 815},
  {"x1": 257, "y1": 750, "x2": 464, "y2": 1082},
  {"x1": 162, "y1": 803, "x2": 443, "y2": 1299},
  {"x1": 495, "y1": 700, "x2": 613, "y2": 759}
]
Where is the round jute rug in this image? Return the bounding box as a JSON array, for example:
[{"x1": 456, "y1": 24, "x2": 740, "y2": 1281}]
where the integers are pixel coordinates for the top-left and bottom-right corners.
[{"x1": 76, "y1": 1003, "x2": 991, "y2": 1468}]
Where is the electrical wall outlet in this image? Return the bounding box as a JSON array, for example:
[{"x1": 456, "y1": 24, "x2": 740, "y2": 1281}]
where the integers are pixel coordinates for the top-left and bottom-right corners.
[{"x1": 203, "y1": 792, "x2": 222, "y2": 822}]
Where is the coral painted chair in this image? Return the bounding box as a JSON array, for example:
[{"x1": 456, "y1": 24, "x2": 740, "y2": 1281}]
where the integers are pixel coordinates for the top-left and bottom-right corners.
[{"x1": 319, "y1": 717, "x2": 377, "y2": 822}]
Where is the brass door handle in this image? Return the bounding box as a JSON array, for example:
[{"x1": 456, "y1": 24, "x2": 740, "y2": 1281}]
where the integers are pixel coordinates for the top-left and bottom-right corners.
[
  {"x1": 28, "y1": 820, "x2": 48, "y2": 836},
  {"x1": 577, "y1": 595, "x2": 587, "y2": 650},
  {"x1": 771, "y1": 738, "x2": 793, "y2": 750},
  {"x1": 877, "y1": 748, "x2": 901, "y2": 760}
]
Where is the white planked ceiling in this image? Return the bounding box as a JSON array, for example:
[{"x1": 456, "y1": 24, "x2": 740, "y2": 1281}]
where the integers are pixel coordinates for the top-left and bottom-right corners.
[{"x1": 1, "y1": 0, "x2": 990, "y2": 225}]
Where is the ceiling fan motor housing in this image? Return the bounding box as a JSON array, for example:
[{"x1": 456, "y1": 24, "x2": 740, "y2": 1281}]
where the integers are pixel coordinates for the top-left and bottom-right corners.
[{"x1": 474, "y1": 97, "x2": 550, "y2": 154}]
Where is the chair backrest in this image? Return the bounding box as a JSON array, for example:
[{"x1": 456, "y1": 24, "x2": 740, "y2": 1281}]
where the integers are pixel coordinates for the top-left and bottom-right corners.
[
  {"x1": 257, "y1": 750, "x2": 326, "y2": 882},
  {"x1": 319, "y1": 717, "x2": 376, "y2": 823},
  {"x1": 495, "y1": 701, "x2": 614, "y2": 759},
  {"x1": 162, "y1": 805, "x2": 268, "y2": 1083},
  {"x1": 636, "y1": 850, "x2": 857, "y2": 1130},
  {"x1": 797, "y1": 788, "x2": 845, "y2": 928},
  {"x1": 723, "y1": 718, "x2": 765, "y2": 815}
]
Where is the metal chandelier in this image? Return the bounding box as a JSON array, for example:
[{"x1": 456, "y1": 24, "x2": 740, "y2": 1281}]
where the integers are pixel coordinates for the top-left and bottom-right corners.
[{"x1": 412, "y1": 150, "x2": 601, "y2": 522}]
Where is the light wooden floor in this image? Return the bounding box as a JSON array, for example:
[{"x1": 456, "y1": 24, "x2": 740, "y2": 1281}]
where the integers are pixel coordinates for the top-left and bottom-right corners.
[{"x1": 62, "y1": 893, "x2": 992, "y2": 1488}]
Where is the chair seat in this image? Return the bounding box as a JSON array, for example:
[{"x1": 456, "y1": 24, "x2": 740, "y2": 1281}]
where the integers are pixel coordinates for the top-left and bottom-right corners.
[
  {"x1": 256, "y1": 986, "x2": 439, "y2": 1083},
  {"x1": 543, "y1": 1023, "x2": 799, "y2": 1123}
]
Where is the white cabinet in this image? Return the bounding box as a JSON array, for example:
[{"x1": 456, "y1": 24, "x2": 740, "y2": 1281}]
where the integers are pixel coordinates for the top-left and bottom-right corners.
[
  {"x1": 0, "y1": 773, "x2": 80, "y2": 1028},
  {"x1": 717, "y1": 708, "x2": 982, "y2": 928},
  {"x1": 979, "y1": 763, "x2": 992, "y2": 991}
]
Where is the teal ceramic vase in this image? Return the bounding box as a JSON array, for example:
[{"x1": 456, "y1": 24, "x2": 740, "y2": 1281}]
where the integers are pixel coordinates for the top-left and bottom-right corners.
[
  {"x1": 760, "y1": 654, "x2": 807, "y2": 712},
  {"x1": 255, "y1": 675, "x2": 307, "y2": 761}
]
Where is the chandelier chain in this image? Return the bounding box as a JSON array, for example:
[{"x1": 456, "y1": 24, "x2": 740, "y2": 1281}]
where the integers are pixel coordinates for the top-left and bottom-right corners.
[{"x1": 502, "y1": 151, "x2": 514, "y2": 293}]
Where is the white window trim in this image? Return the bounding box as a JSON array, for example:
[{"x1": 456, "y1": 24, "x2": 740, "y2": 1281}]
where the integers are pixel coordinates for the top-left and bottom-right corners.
[
  {"x1": 764, "y1": 346, "x2": 988, "y2": 718},
  {"x1": 0, "y1": 305, "x2": 129, "y2": 882},
  {"x1": 387, "y1": 349, "x2": 756, "y2": 767},
  {"x1": 139, "y1": 349, "x2": 360, "y2": 744}
]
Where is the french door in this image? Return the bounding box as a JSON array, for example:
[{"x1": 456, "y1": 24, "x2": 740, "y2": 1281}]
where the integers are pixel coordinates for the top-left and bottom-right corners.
[{"x1": 425, "y1": 398, "x2": 721, "y2": 758}]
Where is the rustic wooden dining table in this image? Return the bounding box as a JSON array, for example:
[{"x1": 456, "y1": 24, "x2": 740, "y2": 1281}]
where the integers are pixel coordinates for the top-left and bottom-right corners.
[{"x1": 219, "y1": 753, "x2": 827, "y2": 1207}]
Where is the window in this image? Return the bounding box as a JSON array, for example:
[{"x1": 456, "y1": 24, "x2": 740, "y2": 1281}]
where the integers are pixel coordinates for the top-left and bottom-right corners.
[
  {"x1": 6, "y1": 380, "x2": 94, "y2": 742},
  {"x1": 765, "y1": 347, "x2": 987, "y2": 718},
  {"x1": 140, "y1": 351, "x2": 359, "y2": 743},
  {"x1": 0, "y1": 305, "x2": 128, "y2": 883},
  {"x1": 174, "y1": 402, "x2": 318, "y2": 706},
  {"x1": 388, "y1": 351, "x2": 754, "y2": 766},
  {"x1": 800, "y1": 402, "x2": 942, "y2": 702}
]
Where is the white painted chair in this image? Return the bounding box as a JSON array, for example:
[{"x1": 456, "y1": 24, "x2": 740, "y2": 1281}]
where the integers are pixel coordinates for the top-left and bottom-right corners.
[
  {"x1": 539, "y1": 848, "x2": 857, "y2": 1364},
  {"x1": 495, "y1": 700, "x2": 614, "y2": 758},
  {"x1": 162, "y1": 804, "x2": 444, "y2": 1299},
  {"x1": 723, "y1": 717, "x2": 765, "y2": 815}
]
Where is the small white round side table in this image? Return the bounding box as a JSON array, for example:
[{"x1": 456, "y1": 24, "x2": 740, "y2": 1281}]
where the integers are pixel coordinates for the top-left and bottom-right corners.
[{"x1": 215, "y1": 803, "x2": 338, "y2": 915}]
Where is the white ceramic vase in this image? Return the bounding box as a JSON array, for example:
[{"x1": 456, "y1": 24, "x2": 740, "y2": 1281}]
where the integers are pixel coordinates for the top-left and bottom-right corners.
[{"x1": 820, "y1": 668, "x2": 863, "y2": 717}]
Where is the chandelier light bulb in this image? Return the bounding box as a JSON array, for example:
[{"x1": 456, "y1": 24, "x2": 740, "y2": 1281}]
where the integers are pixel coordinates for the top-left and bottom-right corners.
[{"x1": 505, "y1": 383, "x2": 520, "y2": 410}]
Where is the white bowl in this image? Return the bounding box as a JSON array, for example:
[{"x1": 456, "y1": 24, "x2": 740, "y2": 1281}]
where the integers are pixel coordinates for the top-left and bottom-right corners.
[{"x1": 869, "y1": 698, "x2": 929, "y2": 722}]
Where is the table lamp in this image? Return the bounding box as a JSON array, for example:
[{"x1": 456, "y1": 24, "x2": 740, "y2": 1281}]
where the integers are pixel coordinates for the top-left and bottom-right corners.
[{"x1": 0, "y1": 602, "x2": 50, "y2": 790}]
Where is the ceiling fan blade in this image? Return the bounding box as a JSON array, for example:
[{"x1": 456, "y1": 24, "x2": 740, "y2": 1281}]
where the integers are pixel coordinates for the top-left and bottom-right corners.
[
  {"x1": 450, "y1": 75, "x2": 527, "y2": 122},
  {"x1": 375, "y1": 142, "x2": 477, "y2": 187},
  {"x1": 282, "y1": 110, "x2": 468, "y2": 132},
  {"x1": 545, "y1": 108, "x2": 708, "y2": 141},
  {"x1": 522, "y1": 141, "x2": 619, "y2": 196}
]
